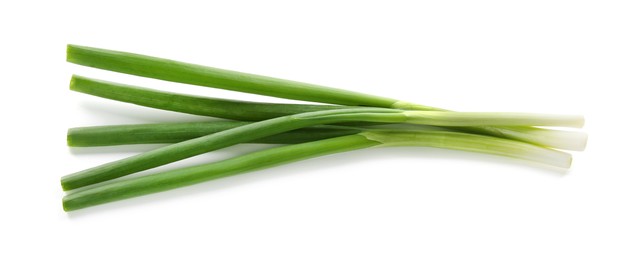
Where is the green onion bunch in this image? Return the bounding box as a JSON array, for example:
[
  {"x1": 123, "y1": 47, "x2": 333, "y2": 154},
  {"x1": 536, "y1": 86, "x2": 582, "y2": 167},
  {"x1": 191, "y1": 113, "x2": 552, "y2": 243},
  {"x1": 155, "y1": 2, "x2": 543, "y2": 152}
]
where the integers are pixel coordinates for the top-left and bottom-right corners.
[{"x1": 63, "y1": 45, "x2": 587, "y2": 211}]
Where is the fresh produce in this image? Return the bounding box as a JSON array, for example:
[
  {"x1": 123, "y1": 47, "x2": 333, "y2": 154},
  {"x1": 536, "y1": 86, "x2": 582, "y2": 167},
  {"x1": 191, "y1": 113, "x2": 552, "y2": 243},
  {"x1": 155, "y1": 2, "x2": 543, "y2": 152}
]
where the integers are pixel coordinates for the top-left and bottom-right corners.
[{"x1": 63, "y1": 45, "x2": 586, "y2": 211}]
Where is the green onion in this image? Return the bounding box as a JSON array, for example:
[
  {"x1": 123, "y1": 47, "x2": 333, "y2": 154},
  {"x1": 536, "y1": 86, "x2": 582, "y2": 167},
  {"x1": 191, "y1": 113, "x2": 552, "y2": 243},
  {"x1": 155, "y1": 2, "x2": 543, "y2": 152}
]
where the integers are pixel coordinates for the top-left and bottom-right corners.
[
  {"x1": 63, "y1": 130, "x2": 570, "y2": 211},
  {"x1": 70, "y1": 75, "x2": 587, "y2": 150},
  {"x1": 63, "y1": 45, "x2": 587, "y2": 212},
  {"x1": 68, "y1": 122, "x2": 361, "y2": 147},
  {"x1": 69, "y1": 121, "x2": 587, "y2": 153},
  {"x1": 62, "y1": 108, "x2": 582, "y2": 190}
]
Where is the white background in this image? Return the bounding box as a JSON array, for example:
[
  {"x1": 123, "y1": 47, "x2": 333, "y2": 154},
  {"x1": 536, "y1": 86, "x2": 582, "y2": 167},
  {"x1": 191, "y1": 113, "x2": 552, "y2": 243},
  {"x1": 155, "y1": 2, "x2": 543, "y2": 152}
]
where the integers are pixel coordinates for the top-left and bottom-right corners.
[{"x1": 1, "y1": 1, "x2": 643, "y2": 259}]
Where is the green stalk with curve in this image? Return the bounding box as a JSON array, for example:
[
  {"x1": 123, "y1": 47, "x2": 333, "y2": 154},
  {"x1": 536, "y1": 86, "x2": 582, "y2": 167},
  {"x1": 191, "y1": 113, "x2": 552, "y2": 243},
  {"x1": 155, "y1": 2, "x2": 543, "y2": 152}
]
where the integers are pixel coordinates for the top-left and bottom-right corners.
[
  {"x1": 63, "y1": 130, "x2": 572, "y2": 211},
  {"x1": 62, "y1": 108, "x2": 582, "y2": 190}
]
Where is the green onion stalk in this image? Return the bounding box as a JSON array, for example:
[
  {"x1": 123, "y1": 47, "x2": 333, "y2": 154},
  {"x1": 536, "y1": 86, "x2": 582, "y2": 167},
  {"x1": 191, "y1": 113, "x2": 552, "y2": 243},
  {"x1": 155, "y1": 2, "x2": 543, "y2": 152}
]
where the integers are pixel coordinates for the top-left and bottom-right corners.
[
  {"x1": 69, "y1": 75, "x2": 587, "y2": 151},
  {"x1": 62, "y1": 108, "x2": 582, "y2": 190},
  {"x1": 63, "y1": 130, "x2": 571, "y2": 211}
]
